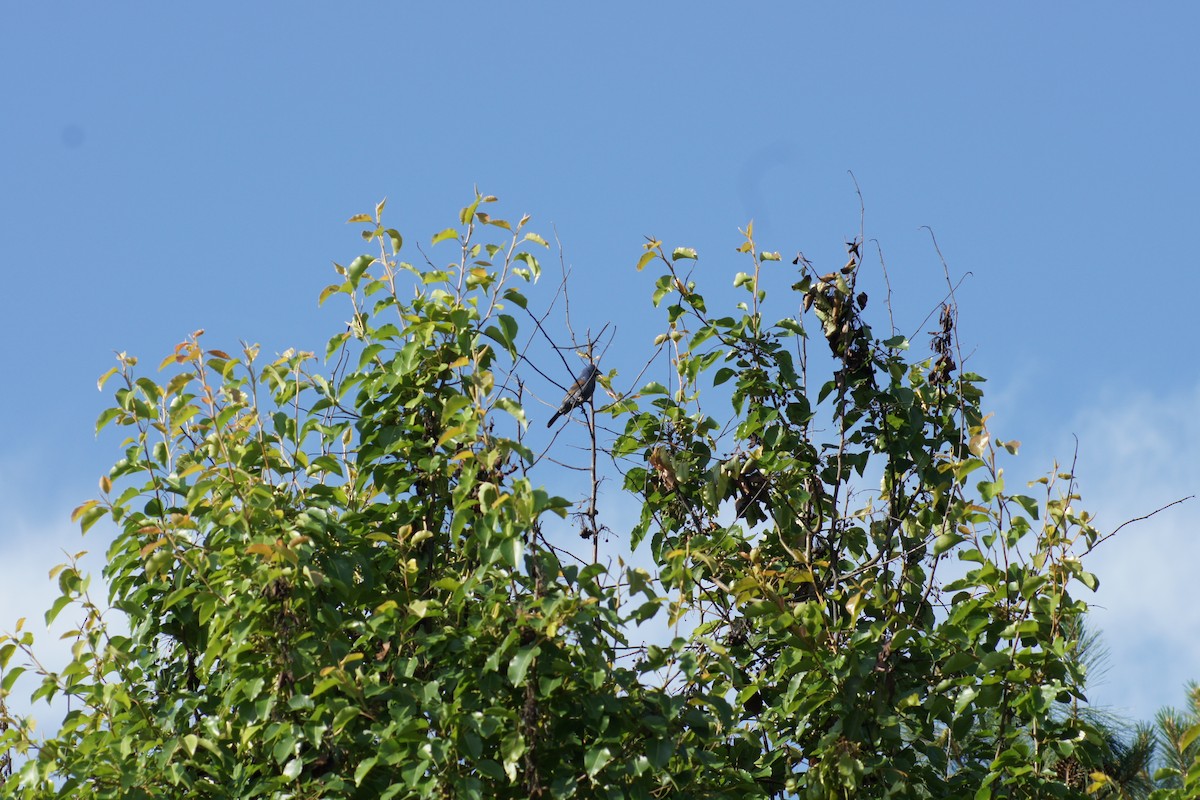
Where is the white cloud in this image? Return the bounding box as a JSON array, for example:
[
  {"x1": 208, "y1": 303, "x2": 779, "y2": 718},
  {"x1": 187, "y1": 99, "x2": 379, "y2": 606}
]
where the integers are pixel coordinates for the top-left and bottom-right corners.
[
  {"x1": 1061, "y1": 382, "x2": 1200, "y2": 722},
  {"x1": 0, "y1": 475, "x2": 114, "y2": 738}
]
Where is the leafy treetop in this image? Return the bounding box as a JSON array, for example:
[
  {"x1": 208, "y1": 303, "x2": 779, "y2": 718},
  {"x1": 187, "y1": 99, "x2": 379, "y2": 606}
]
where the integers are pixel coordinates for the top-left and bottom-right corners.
[{"x1": 0, "y1": 193, "x2": 1178, "y2": 799}]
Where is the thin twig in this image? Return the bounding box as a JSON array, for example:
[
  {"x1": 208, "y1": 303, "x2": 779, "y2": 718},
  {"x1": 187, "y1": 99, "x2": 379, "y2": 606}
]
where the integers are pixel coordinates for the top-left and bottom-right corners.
[
  {"x1": 1085, "y1": 495, "x2": 1194, "y2": 554},
  {"x1": 872, "y1": 239, "x2": 897, "y2": 337}
]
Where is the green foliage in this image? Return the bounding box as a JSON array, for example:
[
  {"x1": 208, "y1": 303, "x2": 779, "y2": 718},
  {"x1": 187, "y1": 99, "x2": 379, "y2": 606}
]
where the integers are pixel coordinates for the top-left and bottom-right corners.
[
  {"x1": 1146, "y1": 683, "x2": 1200, "y2": 799},
  {"x1": 0, "y1": 193, "x2": 1133, "y2": 798}
]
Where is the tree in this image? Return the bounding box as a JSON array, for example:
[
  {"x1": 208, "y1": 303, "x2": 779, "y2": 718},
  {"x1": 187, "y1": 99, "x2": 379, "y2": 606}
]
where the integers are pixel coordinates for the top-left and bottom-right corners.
[
  {"x1": 0, "y1": 193, "x2": 1134, "y2": 798},
  {"x1": 1145, "y1": 683, "x2": 1200, "y2": 799},
  {"x1": 1051, "y1": 619, "x2": 1156, "y2": 799}
]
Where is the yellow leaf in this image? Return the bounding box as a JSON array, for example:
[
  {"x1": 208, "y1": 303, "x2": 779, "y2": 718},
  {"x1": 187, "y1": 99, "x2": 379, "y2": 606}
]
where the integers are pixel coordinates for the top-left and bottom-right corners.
[
  {"x1": 437, "y1": 426, "x2": 465, "y2": 447},
  {"x1": 70, "y1": 500, "x2": 98, "y2": 523},
  {"x1": 139, "y1": 538, "x2": 167, "y2": 557},
  {"x1": 96, "y1": 366, "x2": 118, "y2": 391},
  {"x1": 318, "y1": 283, "x2": 341, "y2": 306},
  {"x1": 431, "y1": 227, "x2": 458, "y2": 246}
]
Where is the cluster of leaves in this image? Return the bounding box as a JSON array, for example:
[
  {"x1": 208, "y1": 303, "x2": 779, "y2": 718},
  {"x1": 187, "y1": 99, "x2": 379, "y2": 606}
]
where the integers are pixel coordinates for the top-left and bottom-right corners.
[
  {"x1": 1, "y1": 193, "x2": 1192, "y2": 798},
  {"x1": 0, "y1": 196, "x2": 758, "y2": 799},
  {"x1": 616, "y1": 226, "x2": 1117, "y2": 798}
]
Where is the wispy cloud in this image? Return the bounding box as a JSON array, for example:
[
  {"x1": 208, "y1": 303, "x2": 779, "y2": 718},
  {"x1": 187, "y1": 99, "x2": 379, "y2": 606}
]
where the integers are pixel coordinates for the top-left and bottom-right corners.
[
  {"x1": 1061, "y1": 381, "x2": 1200, "y2": 722},
  {"x1": 0, "y1": 475, "x2": 113, "y2": 735}
]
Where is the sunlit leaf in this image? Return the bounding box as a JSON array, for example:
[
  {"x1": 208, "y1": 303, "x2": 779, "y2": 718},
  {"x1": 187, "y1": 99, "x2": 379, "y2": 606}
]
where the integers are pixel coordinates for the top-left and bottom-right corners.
[
  {"x1": 431, "y1": 227, "x2": 458, "y2": 245},
  {"x1": 348, "y1": 255, "x2": 374, "y2": 289}
]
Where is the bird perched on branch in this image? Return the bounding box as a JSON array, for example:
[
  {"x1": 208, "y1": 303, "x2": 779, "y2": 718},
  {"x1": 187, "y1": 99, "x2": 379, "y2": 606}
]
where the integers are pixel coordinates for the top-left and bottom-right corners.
[{"x1": 546, "y1": 364, "x2": 599, "y2": 427}]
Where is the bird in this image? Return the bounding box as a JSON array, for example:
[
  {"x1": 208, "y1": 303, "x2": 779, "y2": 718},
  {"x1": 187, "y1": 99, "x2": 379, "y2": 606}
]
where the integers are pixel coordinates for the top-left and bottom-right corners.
[{"x1": 546, "y1": 364, "x2": 599, "y2": 427}]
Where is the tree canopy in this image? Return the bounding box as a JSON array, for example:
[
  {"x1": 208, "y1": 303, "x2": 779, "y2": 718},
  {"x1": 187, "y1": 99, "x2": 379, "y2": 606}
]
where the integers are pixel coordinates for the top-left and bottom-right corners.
[{"x1": 2, "y1": 193, "x2": 1197, "y2": 798}]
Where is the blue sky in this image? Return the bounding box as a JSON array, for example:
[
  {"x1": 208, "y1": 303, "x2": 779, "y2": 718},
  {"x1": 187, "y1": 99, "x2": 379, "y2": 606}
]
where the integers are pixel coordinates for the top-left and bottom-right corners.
[{"x1": 2, "y1": 4, "x2": 1197, "y2": 728}]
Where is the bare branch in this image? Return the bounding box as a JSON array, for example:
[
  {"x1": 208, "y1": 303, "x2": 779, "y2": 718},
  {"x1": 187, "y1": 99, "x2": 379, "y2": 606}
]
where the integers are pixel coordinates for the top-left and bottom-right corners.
[{"x1": 1085, "y1": 495, "x2": 1194, "y2": 555}]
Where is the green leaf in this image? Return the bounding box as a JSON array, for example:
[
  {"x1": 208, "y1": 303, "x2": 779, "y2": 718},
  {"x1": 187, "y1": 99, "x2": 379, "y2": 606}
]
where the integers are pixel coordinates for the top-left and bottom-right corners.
[
  {"x1": 934, "y1": 532, "x2": 963, "y2": 555},
  {"x1": 978, "y1": 476, "x2": 1004, "y2": 502},
  {"x1": 44, "y1": 594, "x2": 73, "y2": 626},
  {"x1": 1179, "y1": 721, "x2": 1200, "y2": 753},
  {"x1": 585, "y1": 745, "x2": 612, "y2": 778},
  {"x1": 94, "y1": 406, "x2": 122, "y2": 434},
  {"x1": 78, "y1": 503, "x2": 108, "y2": 534},
  {"x1": 508, "y1": 645, "x2": 539, "y2": 686},
  {"x1": 647, "y1": 738, "x2": 672, "y2": 768},
  {"x1": 502, "y1": 288, "x2": 528, "y2": 309},
  {"x1": 355, "y1": 756, "x2": 378, "y2": 786},
  {"x1": 498, "y1": 314, "x2": 518, "y2": 351},
  {"x1": 499, "y1": 535, "x2": 522, "y2": 569},
  {"x1": 955, "y1": 686, "x2": 978, "y2": 715},
  {"x1": 1, "y1": 665, "x2": 26, "y2": 693},
  {"x1": 333, "y1": 705, "x2": 361, "y2": 732},
  {"x1": 1011, "y1": 494, "x2": 1039, "y2": 520},
  {"x1": 495, "y1": 397, "x2": 526, "y2": 425},
  {"x1": 431, "y1": 227, "x2": 458, "y2": 245},
  {"x1": 954, "y1": 458, "x2": 986, "y2": 481},
  {"x1": 671, "y1": 246, "x2": 698, "y2": 261},
  {"x1": 348, "y1": 255, "x2": 374, "y2": 289},
  {"x1": 384, "y1": 228, "x2": 403, "y2": 253},
  {"x1": 651, "y1": 274, "x2": 674, "y2": 306}
]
